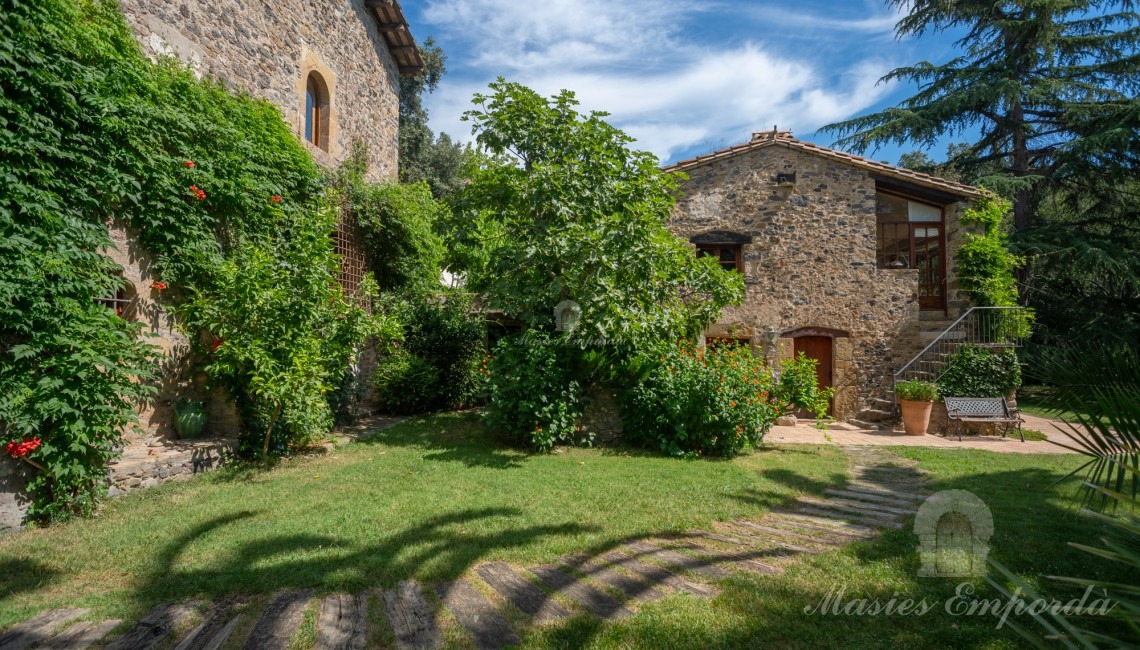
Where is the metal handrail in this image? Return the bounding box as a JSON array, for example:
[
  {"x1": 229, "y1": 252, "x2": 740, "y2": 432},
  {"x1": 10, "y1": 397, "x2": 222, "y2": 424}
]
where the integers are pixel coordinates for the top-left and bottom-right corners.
[{"x1": 892, "y1": 306, "x2": 1029, "y2": 396}]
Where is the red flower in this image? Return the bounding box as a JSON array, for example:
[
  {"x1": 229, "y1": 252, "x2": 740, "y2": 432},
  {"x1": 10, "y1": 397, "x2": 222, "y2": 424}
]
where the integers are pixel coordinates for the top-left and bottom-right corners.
[
  {"x1": 271, "y1": 195, "x2": 283, "y2": 203},
  {"x1": 189, "y1": 185, "x2": 206, "y2": 200},
  {"x1": 5, "y1": 437, "x2": 41, "y2": 459},
  {"x1": 212, "y1": 339, "x2": 223, "y2": 353},
  {"x1": 184, "y1": 160, "x2": 195, "y2": 168},
  {"x1": 151, "y1": 281, "x2": 167, "y2": 291}
]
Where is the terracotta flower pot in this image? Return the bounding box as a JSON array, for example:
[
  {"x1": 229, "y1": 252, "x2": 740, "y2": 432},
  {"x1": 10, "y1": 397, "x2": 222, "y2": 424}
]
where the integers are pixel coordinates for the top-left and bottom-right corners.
[{"x1": 899, "y1": 399, "x2": 933, "y2": 436}]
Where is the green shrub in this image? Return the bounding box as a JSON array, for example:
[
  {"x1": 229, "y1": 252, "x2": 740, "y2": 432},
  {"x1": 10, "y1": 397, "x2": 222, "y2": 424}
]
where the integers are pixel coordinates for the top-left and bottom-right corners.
[
  {"x1": 937, "y1": 345, "x2": 1022, "y2": 397},
  {"x1": 775, "y1": 353, "x2": 835, "y2": 419},
  {"x1": 373, "y1": 293, "x2": 486, "y2": 414},
  {"x1": 895, "y1": 379, "x2": 940, "y2": 401},
  {"x1": 483, "y1": 331, "x2": 584, "y2": 451},
  {"x1": 622, "y1": 340, "x2": 779, "y2": 458}
]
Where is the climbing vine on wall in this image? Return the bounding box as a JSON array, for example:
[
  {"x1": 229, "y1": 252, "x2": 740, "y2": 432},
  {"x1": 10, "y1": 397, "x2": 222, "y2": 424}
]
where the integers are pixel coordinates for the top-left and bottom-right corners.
[{"x1": 0, "y1": 0, "x2": 377, "y2": 518}]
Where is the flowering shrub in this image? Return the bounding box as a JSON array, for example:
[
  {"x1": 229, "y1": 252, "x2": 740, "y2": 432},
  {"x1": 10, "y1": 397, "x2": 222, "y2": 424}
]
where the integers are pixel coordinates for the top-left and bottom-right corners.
[
  {"x1": 775, "y1": 353, "x2": 835, "y2": 420},
  {"x1": 622, "y1": 340, "x2": 780, "y2": 457},
  {"x1": 483, "y1": 331, "x2": 584, "y2": 452}
]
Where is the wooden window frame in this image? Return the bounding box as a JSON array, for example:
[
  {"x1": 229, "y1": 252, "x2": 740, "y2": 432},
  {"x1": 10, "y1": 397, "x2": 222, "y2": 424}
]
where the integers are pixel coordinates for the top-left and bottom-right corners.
[
  {"x1": 696, "y1": 243, "x2": 743, "y2": 273},
  {"x1": 305, "y1": 73, "x2": 330, "y2": 151}
]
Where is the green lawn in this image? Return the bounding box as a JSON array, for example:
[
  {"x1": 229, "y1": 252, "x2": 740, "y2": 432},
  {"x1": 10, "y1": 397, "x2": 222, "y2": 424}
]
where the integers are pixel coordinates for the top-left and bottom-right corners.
[{"x1": 0, "y1": 413, "x2": 1126, "y2": 648}]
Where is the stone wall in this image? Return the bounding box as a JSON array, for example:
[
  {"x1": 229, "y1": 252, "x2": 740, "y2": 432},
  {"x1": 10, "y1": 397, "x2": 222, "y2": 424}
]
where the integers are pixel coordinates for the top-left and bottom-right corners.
[
  {"x1": 108, "y1": 440, "x2": 235, "y2": 496},
  {"x1": 670, "y1": 145, "x2": 973, "y2": 420},
  {"x1": 578, "y1": 389, "x2": 624, "y2": 445},
  {"x1": 118, "y1": 0, "x2": 401, "y2": 176}
]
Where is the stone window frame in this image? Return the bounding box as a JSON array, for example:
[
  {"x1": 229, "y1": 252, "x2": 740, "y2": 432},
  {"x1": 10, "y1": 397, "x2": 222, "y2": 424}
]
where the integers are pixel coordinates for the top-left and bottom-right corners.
[{"x1": 297, "y1": 51, "x2": 339, "y2": 159}]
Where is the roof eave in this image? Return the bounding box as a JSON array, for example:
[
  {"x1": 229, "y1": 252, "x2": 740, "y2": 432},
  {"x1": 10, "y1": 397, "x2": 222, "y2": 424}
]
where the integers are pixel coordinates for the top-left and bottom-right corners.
[{"x1": 365, "y1": 0, "x2": 426, "y2": 76}]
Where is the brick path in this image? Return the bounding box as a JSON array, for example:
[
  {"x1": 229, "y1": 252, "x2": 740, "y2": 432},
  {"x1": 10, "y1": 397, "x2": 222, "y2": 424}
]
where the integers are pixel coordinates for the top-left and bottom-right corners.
[
  {"x1": 767, "y1": 413, "x2": 1078, "y2": 454},
  {"x1": 0, "y1": 447, "x2": 929, "y2": 650}
]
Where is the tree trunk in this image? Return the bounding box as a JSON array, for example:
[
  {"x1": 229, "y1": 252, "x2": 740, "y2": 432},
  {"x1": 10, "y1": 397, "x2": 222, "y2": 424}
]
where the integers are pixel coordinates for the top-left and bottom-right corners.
[{"x1": 262, "y1": 402, "x2": 283, "y2": 461}]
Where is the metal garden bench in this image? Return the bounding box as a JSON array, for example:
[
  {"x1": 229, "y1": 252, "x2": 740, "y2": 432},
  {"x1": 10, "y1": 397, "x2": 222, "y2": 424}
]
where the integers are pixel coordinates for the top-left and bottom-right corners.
[{"x1": 943, "y1": 397, "x2": 1025, "y2": 442}]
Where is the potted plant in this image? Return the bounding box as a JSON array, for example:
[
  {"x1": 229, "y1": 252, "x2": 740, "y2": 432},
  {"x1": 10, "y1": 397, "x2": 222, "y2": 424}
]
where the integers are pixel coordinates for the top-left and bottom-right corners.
[
  {"x1": 172, "y1": 398, "x2": 208, "y2": 440},
  {"x1": 895, "y1": 380, "x2": 939, "y2": 436}
]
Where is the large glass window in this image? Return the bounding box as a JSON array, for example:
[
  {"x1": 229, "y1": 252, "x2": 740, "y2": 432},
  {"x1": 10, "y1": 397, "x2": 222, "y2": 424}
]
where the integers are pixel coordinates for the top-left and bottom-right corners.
[{"x1": 876, "y1": 192, "x2": 946, "y2": 309}]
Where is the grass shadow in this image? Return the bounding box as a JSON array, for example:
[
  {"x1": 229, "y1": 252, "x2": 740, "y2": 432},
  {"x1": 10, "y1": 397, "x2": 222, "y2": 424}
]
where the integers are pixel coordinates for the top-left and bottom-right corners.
[{"x1": 0, "y1": 558, "x2": 59, "y2": 607}]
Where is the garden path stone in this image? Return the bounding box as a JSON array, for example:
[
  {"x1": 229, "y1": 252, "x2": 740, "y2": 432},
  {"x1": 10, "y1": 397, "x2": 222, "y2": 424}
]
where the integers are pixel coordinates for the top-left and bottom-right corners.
[
  {"x1": 596, "y1": 551, "x2": 717, "y2": 598},
  {"x1": 38, "y1": 620, "x2": 121, "y2": 650},
  {"x1": 315, "y1": 593, "x2": 368, "y2": 650},
  {"x1": 668, "y1": 539, "x2": 783, "y2": 575},
  {"x1": 528, "y1": 566, "x2": 632, "y2": 620},
  {"x1": 174, "y1": 614, "x2": 239, "y2": 650},
  {"x1": 436, "y1": 580, "x2": 519, "y2": 650},
  {"x1": 242, "y1": 590, "x2": 313, "y2": 650},
  {"x1": 0, "y1": 608, "x2": 87, "y2": 650},
  {"x1": 795, "y1": 496, "x2": 907, "y2": 521},
  {"x1": 842, "y1": 484, "x2": 928, "y2": 501},
  {"x1": 714, "y1": 522, "x2": 822, "y2": 554},
  {"x1": 381, "y1": 581, "x2": 441, "y2": 650},
  {"x1": 766, "y1": 511, "x2": 877, "y2": 536},
  {"x1": 560, "y1": 554, "x2": 665, "y2": 602},
  {"x1": 825, "y1": 488, "x2": 918, "y2": 508},
  {"x1": 476, "y1": 563, "x2": 569, "y2": 623},
  {"x1": 622, "y1": 540, "x2": 732, "y2": 580},
  {"x1": 106, "y1": 603, "x2": 197, "y2": 650},
  {"x1": 793, "y1": 505, "x2": 905, "y2": 529}
]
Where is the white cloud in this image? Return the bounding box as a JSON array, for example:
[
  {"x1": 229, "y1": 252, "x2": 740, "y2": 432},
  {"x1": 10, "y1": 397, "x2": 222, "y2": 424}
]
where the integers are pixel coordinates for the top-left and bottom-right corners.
[{"x1": 419, "y1": 0, "x2": 900, "y2": 163}]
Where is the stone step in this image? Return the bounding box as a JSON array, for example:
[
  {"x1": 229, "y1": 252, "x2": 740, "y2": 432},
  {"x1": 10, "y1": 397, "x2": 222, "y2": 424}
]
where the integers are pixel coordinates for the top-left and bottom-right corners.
[
  {"x1": 174, "y1": 610, "x2": 240, "y2": 650},
  {"x1": 721, "y1": 520, "x2": 836, "y2": 550},
  {"x1": 243, "y1": 590, "x2": 313, "y2": 650},
  {"x1": 622, "y1": 540, "x2": 732, "y2": 581},
  {"x1": 476, "y1": 563, "x2": 569, "y2": 623},
  {"x1": 381, "y1": 581, "x2": 441, "y2": 650},
  {"x1": 791, "y1": 505, "x2": 905, "y2": 529},
  {"x1": 842, "y1": 484, "x2": 929, "y2": 501},
  {"x1": 795, "y1": 497, "x2": 904, "y2": 521},
  {"x1": 315, "y1": 593, "x2": 368, "y2": 650},
  {"x1": 825, "y1": 488, "x2": 917, "y2": 509},
  {"x1": 529, "y1": 566, "x2": 632, "y2": 620},
  {"x1": 766, "y1": 511, "x2": 877, "y2": 535},
  {"x1": 560, "y1": 554, "x2": 666, "y2": 602},
  {"x1": 436, "y1": 581, "x2": 519, "y2": 650},
  {"x1": 107, "y1": 603, "x2": 197, "y2": 650},
  {"x1": 849, "y1": 419, "x2": 889, "y2": 430},
  {"x1": 919, "y1": 330, "x2": 966, "y2": 342},
  {"x1": 667, "y1": 539, "x2": 783, "y2": 576},
  {"x1": 0, "y1": 608, "x2": 89, "y2": 650},
  {"x1": 37, "y1": 620, "x2": 121, "y2": 650},
  {"x1": 595, "y1": 551, "x2": 717, "y2": 598},
  {"x1": 856, "y1": 408, "x2": 895, "y2": 422}
]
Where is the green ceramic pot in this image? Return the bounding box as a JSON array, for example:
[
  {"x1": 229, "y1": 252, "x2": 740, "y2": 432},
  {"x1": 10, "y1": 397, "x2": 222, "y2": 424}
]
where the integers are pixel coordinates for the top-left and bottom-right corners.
[{"x1": 173, "y1": 400, "x2": 207, "y2": 439}]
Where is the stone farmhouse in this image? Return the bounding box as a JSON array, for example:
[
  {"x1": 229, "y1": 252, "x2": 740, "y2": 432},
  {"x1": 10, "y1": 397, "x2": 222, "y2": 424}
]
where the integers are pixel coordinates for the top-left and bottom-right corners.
[{"x1": 665, "y1": 130, "x2": 985, "y2": 425}]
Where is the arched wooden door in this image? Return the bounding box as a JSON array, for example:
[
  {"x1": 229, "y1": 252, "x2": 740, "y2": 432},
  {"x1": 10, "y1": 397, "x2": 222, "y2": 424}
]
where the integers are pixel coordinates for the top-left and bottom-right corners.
[{"x1": 793, "y1": 335, "x2": 833, "y2": 417}]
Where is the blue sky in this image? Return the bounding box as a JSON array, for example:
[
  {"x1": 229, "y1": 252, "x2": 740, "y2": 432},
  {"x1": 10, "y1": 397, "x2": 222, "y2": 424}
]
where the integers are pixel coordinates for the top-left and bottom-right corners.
[{"x1": 401, "y1": 0, "x2": 969, "y2": 166}]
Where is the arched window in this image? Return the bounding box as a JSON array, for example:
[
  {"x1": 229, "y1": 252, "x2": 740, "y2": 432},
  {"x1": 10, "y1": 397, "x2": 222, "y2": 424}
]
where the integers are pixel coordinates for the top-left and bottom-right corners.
[{"x1": 304, "y1": 72, "x2": 330, "y2": 151}]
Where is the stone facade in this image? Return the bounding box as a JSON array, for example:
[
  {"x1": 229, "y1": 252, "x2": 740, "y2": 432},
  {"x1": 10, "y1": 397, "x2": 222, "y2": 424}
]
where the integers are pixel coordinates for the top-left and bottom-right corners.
[
  {"x1": 118, "y1": 0, "x2": 401, "y2": 175},
  {"x1": 667, "y1": 134, "x2": 981, "y2": 421}
]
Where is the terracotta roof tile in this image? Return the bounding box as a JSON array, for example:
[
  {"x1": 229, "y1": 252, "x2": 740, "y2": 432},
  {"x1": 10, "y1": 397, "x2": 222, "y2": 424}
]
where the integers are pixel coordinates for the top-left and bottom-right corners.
[{"x1": 662, "y1": 131, "x2": 983, "y2": 200}]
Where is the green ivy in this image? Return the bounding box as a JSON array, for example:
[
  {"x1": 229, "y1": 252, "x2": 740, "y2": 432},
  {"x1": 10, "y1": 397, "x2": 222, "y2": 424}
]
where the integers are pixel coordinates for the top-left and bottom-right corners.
[{"x1": 0, "y1": 0, "x2": 378, "y2": 515}]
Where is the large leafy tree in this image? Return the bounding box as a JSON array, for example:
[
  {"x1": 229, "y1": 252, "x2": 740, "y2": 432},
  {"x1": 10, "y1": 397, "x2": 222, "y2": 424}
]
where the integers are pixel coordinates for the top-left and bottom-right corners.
[
  {"x1": 824, "y1": 1, "x2": 1140, "y2": 233},
  {"x1": 398, "y1": 38, "x2": 470, "y2": 198},
  {"x1": 449, "y1": 80, "x2": 743, "y2": 346}
]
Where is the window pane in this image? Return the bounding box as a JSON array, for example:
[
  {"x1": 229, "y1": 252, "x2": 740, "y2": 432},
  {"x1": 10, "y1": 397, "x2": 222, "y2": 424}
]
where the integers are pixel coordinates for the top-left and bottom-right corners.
[
  {"x1": 908, "y1": 200, "x2": 941, "y2": 222},
  {"x1": 719, "y1": 248, "x2": 736, "y2": 262},
  {"x1": 876, "y1": 193, "x2": 909, "y2": 223},
  {"x1": 305, "y1": 89, "x2": 315, "y2": 143}
]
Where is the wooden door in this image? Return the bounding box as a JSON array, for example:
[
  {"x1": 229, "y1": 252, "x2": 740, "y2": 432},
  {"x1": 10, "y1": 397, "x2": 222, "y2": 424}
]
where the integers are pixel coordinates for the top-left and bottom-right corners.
[{"x1": 793, "y1": 336, "x2": 833, "y2": 417}]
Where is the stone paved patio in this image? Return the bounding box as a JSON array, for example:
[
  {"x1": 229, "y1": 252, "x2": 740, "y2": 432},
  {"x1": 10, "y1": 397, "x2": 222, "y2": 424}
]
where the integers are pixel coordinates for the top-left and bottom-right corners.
[{"x1": 767, "y1": 413, "x2": 1078, "y2": 454}]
